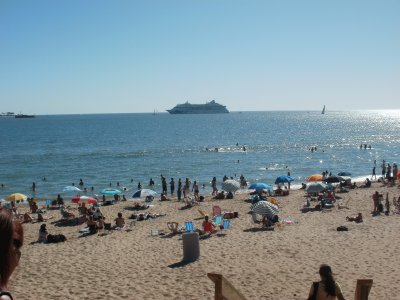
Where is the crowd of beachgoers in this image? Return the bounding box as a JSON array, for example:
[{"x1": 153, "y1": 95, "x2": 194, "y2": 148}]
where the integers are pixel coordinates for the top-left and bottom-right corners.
[{"x1": 1, "y1": 162, "x2": 400, "y2": 299}]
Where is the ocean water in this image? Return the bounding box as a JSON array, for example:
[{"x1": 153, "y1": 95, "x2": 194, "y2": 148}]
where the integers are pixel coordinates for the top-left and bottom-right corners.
[{"x1": 0, "y1": 110, "x2": 399, "y2": 199}]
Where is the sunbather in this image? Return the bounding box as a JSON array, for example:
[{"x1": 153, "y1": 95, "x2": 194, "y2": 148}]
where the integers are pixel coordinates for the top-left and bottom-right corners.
[
  {"x1": 38, "y1": 224, "x2": 48, "y2": 243},
  {"x1": 346, "y1": 213, "x2": 363, "y2": 223},
  {"x1": 114, "y1": 212, "x2": 125, "y2": 229},
  {"x1": 22, "y1": 212, "x2": 33, "y2": 223},
  {"x1": 214, "y1": 191, "x2": 225, "y2": 199},
  {"x1": 201, "y1": 216, "x2": 216, "y2": 234},
  {"x1": 160, "y1": 193, "x2": 170, "y2": 201},
  {"x1": 86, "y1": 216, "x2": 98, "y2": 233},
  {"x1": 262, "y1": 215, "x2": 279, "y2": 227}
]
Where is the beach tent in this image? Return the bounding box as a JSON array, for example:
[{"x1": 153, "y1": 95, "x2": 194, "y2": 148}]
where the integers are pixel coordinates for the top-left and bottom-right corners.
[{"x1": 221, "y1": 180, "x2": 241, "y2": 192}]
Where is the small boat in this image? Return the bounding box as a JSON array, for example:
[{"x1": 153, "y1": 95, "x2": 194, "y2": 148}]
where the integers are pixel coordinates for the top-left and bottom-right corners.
[
  {"x1": 321, "y1": 105, "x2": 325, "y2": 114},
  {"x1": 15, "y1": 114, "x2": 35, "y2": 118}
]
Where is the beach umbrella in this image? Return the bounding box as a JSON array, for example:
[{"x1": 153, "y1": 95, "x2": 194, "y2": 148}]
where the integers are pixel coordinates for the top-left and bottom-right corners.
[
  {"x1": 251, "y1": 201, "x2": 279, "y2": 218},
  {"x1": 221, "y1": 179, "x2": 241, "y2": 192},
  {"x1": 6, "y1": 193, "x2": 28, "y2": 202},
  {"x1": 248, "y1": 182, "x2": 273, "y2": 192},
  {"x1": 305, "y1": 182, "x2": 327, "y2": 193},
  {"x1": 100, "y1": 188, "x2": 122, "y2": 195},
  {"x1": 338, "y1": 172, "x2": 352, "y2": 177},
  {"x1": 275, "y1": 175, "x2": 294, "y2": 185},
  {"x1": 306, "y1": 174, "x2": 323, "y2": 182},
  {"x1": 323, "y1": 176, "x2": 341, "y2": 183},
  {"x1": 338, "y1": 176, "x2": 351, "y2": 182},
  {"x1": 62, "y1": 186, "x2": 82, "y2": 193},
  {"x1": 132, "y1": 189, "x2": 157, "y2": 198},
  {"x1": 72, "y1": 196, "x2": 97, "y2": 204}
]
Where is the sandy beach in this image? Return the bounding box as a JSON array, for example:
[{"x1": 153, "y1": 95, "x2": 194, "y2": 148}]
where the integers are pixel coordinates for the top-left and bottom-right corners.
[{"x1": 8, "y1": 182, "x2": 400, "y2": 300}]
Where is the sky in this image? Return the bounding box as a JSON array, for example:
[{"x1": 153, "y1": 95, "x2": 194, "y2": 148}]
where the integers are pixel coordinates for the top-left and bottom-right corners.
[{"x1": 0, "y1": 0, "x2": 399, "y2": 114}]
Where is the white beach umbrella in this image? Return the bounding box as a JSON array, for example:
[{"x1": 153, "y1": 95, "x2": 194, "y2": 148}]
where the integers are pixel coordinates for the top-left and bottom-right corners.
[
  {"x1": 132, "y1": 189, "x2": 157, "y2": 199},
  {"x1": 221, "y1": 180, "x2": 241, "y2": 193}
]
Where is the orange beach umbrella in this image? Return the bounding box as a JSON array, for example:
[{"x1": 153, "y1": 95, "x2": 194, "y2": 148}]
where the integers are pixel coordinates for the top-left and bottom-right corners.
[{"x1": 306, "y1": 174, "x2": 323, "y2": 182}]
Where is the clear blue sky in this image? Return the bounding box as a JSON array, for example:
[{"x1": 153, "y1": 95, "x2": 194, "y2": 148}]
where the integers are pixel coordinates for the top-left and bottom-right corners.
[{"x1": 1, "y1": 0, "x2": 399, "y2": 114}]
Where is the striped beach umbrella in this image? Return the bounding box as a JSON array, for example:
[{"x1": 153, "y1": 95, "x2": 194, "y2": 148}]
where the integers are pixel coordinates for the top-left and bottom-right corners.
[
  {"x1": 251, "y1": 201, "x2": 279, "y2": 218},
  {"x1": 221, "y1": 180, "x2": 241, "y2": 192}
]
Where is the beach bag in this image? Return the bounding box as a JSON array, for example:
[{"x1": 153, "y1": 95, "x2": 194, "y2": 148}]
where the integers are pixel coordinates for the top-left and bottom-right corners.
[
  {"x1": 307, "y1": 282, "x2": 319, "y2": 300},
  {"x1": 337, "y1": 225, "x2": 348, "y2": 231}
]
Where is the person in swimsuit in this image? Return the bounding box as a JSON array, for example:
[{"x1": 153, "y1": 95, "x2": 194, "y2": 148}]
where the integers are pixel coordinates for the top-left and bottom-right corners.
[{"x1": 308, "y1": 264, "x2": 345, "y2": 300}]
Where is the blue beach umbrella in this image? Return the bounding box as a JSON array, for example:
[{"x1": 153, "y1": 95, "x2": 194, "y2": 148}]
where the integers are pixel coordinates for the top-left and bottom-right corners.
[
  {"x1": 248, "y1": 182, "x2": 273, "y2": 192},
  {"x1": 337, "y1": 172, "x2": 352, "y2": 177},
  {"x1": 100, "y1": 188, "x2": 122, "y2": 195},
  {"x1": 132, "y1": 189, "x2": 157, "y2": 198},
  {"x1": 275, "y1": 175, "x2": 294, "y2": 185}
]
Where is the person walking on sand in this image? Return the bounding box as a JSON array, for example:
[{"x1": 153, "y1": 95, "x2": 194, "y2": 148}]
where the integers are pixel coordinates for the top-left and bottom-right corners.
[
  {"x1": 211, "y1": 177, "x2": 218, "y2": 196},
  {"x1": 170, "y1": 178, "x2": 175, "y2": 196},
  {"x1": 308, "y1": 264, "x2": 345, "y2": 300},
  {"x1": 177, "y1": 179, "x2": 182, "y2": 201},
  {"x1": 371, "y1": 166, "x2": 376, "y2": 180},
  {"x1": 162, "y1": 176, "x2": 167, "y2": 194}
]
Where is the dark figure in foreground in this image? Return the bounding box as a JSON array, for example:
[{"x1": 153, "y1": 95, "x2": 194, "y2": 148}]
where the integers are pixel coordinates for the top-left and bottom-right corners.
[
  {"x1": 0, "y1": 209, "x2": 24, "y2": 300},
  {"x1": 308, "y1": 264, "x2": 345, "y2": 300}
]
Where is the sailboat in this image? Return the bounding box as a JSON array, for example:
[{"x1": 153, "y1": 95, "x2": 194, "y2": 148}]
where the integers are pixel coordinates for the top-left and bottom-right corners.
[{"x1": 321, "y1": 105, "x2": 325, "y2": 114}]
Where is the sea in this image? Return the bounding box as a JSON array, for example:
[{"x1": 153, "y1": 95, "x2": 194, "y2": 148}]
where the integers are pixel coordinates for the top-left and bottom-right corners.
[{"x1": 1, "y1": 110, "x2": 399, "y2": 200}]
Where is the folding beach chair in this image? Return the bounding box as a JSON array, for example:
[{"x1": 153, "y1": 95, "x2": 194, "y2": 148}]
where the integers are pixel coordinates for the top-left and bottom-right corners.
[
  {"x1": 184, "y1": 221, "x2": 195, "y2": 232},
  {"x1": 212, "y1": 205, "x2": 222, "y2": 217},
  {"x1": 223, "y1": 219, "x2": 230, "y2": 229}
]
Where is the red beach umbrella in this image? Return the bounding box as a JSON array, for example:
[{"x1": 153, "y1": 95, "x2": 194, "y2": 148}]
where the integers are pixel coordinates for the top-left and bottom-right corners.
[{"x1": 72, "y1": 196, "x2": 97, "y2": 204}]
